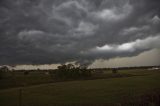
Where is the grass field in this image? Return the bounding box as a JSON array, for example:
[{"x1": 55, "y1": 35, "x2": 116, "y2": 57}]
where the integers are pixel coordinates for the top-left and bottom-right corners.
[
  {"x1": 0, "y1": 69, "x2": 160, "y2": 106},
  {"x1": 0, "y1": 71, "x2": 53, "y2": 89}
]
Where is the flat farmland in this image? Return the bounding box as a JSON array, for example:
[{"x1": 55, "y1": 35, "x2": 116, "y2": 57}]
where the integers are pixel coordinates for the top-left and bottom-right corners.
[{"x1": 0, "y1": 69, "x2": 160, "y2": 106}]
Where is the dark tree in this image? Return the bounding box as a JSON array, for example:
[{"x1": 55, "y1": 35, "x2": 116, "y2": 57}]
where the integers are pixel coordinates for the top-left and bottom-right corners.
[
  {"x1": 0, "y1": 66, "x2": 9, "y2": 79},
  {"x1": 51, "y1": 64, "x2": 91, "y2": 80}
]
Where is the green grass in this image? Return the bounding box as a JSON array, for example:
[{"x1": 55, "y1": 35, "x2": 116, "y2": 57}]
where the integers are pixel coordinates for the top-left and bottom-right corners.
[
  {"x1": 0, "y1": 71, "x2": 53, "y2": 89},
  {"x1": 0, "y1": 69, "x2": 160, "y2": 106},
  {"x1": 0, "y1": 70, "x2": 134, "y2": 89}
]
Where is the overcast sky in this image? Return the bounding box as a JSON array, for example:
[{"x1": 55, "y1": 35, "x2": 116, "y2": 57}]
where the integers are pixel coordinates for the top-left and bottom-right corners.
[{"x1": 0, "y1": 0, "x2": 160, "y2": 68}]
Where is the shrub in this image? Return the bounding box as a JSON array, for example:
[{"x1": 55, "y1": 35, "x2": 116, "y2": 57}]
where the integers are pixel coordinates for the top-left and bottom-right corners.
[
  {"x1": 112, "y1": 68, "x2": 118, "y2": 74},
  {"x1": 24, "y1": 71, "x2": 29, "y2": 75}
]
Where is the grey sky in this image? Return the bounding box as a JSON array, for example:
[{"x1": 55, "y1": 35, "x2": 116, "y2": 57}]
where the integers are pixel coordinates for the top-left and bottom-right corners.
[{"x1": 0, "y1": 0, "x2": 160, "y2": 67}]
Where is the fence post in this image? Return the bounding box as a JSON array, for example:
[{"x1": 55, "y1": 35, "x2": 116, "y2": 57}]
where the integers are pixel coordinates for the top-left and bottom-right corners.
[{"x1": 19, "y1": 88, "x2": 22, "y2": 106}]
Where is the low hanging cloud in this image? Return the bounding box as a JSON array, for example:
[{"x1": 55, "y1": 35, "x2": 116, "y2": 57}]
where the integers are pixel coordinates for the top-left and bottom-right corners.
[
  {"x1": 0, "y1": 0, "x2": 160, "y2": 66},
  {"x1": 91, "y1": 35, "x2": 160, "y2": 53}
]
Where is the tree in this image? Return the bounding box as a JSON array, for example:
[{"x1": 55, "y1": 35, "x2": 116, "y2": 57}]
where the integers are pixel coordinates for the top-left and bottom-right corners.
[
  {"x1": 0, "y1": 66, "x2": 9, "y2": 79},
  {"x1": 0, "y1": 70, "x2": 3, "y2": 79},
  {"x1": 0, "y1": 66, "x2": 9, "y2": 72},
  {"x1": 51, "y1": 64, "x2": 92, "y2": 80}
]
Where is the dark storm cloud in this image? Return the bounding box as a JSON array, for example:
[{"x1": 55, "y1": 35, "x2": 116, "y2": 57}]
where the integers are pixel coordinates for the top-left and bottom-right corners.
[{"x1": 0, "y1": 0, "x2": 160, "y2": 65}]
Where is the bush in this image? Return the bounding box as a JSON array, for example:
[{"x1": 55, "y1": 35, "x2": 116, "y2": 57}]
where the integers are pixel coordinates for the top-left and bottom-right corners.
[{"x1": 112, "y1": 68, "x2": 118, "y2": 74}]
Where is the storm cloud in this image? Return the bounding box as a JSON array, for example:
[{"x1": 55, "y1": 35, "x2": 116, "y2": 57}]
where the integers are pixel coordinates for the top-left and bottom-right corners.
[{"x1": 0, "y1": 0, "x2": 160, "y2": 66}]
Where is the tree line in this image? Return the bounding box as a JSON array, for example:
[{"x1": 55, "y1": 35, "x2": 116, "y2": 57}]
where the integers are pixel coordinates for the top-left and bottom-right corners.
[{"x1": 50, "y1": 64, "x2": 92, "y2": 80}]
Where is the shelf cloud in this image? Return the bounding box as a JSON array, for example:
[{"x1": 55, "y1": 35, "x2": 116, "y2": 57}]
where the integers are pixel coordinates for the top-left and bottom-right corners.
[
  {"x1": 0, "y1": 0, "x2": 160, "y2": 66},
  {"x1": 91, "y1": 36, "x2": 160, "y2": 53}
]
